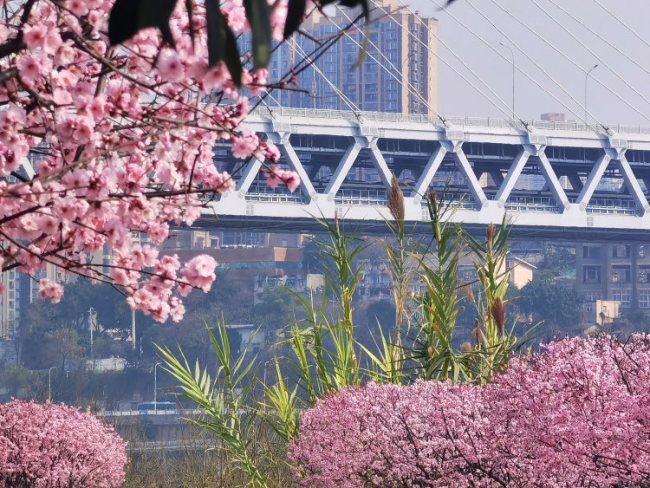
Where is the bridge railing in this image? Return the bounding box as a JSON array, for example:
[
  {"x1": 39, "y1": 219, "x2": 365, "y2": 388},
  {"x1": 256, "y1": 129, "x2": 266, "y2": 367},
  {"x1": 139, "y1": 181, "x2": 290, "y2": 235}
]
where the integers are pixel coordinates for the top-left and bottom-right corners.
[
  {"x1": 586, "y1": 197, "x2": 638, "y2": 215},
  {"x1": 256, "y1": 108, "x2": 650, "y2": 136}
]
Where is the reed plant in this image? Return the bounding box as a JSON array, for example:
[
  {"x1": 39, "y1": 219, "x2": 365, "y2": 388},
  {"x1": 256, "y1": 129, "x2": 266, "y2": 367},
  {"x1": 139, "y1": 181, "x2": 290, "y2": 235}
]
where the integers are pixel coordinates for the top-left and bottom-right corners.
[{"x1": 161, "y1": 177, "x2": 533, "y2": 486}]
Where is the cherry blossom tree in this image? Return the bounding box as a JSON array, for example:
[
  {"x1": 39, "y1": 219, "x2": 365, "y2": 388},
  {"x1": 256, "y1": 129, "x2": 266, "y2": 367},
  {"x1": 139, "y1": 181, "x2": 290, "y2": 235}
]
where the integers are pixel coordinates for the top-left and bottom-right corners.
[
  {"x1": 290, "y1": 335, "x2": 650, "y2": 487},
  {"x1": 0, "y1": 0, "x2": 304, "y2": 323},
  {"x1": 0, "y1": 400, "x2": 127, "y2": 487}
]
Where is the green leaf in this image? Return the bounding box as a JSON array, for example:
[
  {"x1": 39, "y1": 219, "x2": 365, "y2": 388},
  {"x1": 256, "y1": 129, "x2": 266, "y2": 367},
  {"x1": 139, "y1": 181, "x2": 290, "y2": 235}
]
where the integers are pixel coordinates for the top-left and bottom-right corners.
[
  {"x1": 284, "y1": 0, "x2": 306, "y2": 39},
  {"x1": 244, "y1": 0, "x2": 272, "y2": 68},
  {"x1": 108, "y1": 0, "x2": 178, "y2": 46},
  {"x1": 205, "y1": 0, "x2": 243, "y2": 86}
]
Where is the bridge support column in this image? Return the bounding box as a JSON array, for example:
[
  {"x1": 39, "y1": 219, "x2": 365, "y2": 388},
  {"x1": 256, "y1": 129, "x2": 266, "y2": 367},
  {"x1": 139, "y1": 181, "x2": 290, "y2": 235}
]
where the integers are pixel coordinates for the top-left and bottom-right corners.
[
  {"x1": 236, "y1": 157, "x2": 263, "y2": 195},
  {"x1": 453, "y1": 145, "x2": 488, "y2": 209},
  {"x1": 276, "y1": 133, "x2": 317, "y2": 202}
]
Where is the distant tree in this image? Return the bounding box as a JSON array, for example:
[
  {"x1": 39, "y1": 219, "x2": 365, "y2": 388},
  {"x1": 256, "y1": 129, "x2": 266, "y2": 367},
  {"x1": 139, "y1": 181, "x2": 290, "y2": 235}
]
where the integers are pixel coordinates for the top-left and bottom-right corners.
[
  {"x1": 518, "y1": 273, "x2": 584, "y2": 328},
  {"x1": 0, "y1": 365, "x2": 36, "y2": 399},
  {"x1": 541, "y1": 243, "x2": 575, "y2": 274},
  {"x1": 253, "y1": 285, "x2": 304, "y2": 330}
]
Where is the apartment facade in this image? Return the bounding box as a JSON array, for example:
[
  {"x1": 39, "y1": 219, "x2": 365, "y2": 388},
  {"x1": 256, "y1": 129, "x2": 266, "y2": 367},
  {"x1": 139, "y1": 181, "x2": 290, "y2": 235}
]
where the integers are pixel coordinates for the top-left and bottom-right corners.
[
  {"x1": 261, "y1": 0, "x2": 438, "y2": 115},
  {"x1": 577, "y1": 243, "x2": 650, "y2": 313}
]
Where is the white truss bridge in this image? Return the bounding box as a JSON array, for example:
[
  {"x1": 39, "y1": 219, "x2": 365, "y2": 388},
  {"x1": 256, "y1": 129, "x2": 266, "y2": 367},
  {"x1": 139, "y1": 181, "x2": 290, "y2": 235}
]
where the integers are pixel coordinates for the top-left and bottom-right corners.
[{"x1": 206, "y1": 108, "x2": 650, "y2": 237}]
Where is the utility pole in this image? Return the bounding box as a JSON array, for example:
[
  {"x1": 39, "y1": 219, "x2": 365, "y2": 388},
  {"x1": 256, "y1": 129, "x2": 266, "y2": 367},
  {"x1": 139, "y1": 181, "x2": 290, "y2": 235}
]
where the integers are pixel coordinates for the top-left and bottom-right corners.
[
  {"x1": 131, "y1": 309, "x2": 136, "y2": 352},
  {"x1": 154, "y1": 362, "x2": 161, "y2": 415},
  {"x1": 88, "y1": 307, "x2": 96, "y2": 359}
]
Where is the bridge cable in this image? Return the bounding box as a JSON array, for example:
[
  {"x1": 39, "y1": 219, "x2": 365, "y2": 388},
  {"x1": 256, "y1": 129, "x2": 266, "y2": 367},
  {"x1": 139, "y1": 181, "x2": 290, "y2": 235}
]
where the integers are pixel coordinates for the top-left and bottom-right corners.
[
  {"x1": 543, "y1": 0, "x2": 650, "y2": 81},
  {"x1": 591, "y1": 0, "x2": 650, "y2": 52},
  {"x1": 329, "y1": 7, "x2": 442, "y2": 121},
  {"x1": 292, "y1": 37, "x2": 363, "y2": 114},
  {"x1": 426, "y1": 0, "x2": 603, "y2": 129},
  {"x1": 496, "y1": 0, "x2": 650, "y2": 123},
  {"x1": 396, "y1": 2, "x2": 520, "y2": 123},
  {"x1": 463, "y1": 0, "x2": 607, "y2": 125}
]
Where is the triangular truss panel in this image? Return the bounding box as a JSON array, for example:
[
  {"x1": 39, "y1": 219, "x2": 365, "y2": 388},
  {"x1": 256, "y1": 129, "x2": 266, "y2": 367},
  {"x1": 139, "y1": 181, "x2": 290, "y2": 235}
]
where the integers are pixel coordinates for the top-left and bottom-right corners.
[
  {"x1": 461, "y1": 141, "x2": 521, "y2": 200},
  {"x1": 586, "y1": 158, "x2": 638, "y2": 215},
  {"x1": 376, "y1": 138, "x2": 439, "y2": 195},
  {"x1": 501, "y1": 154, "x2": 561, "y2": 213},
  {"x1": 424, "y1": 151, "x2": 481, "y2": 209},
  {"x1": 335, "y1": 147, "x2": 387, "y2": 206},
  {"x1": 544, "y1": 145, "x2": 603, "y2": 203},
  {"x1": 289, "y1": 133, "x2": 354, "y2": 194}
]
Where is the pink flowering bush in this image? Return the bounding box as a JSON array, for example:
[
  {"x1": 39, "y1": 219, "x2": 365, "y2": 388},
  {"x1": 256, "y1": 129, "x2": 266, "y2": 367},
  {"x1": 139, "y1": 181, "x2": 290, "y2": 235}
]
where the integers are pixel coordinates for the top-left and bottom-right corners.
[
  {"x1": 0, "y1": 400, "x2": 127, "y2": 487},
  {"x1": 0, "y1": 0, "x2": 300, "y2": 322},
  {"x1": 290, "y1": 335, "x2": 650, "y2": 487}
]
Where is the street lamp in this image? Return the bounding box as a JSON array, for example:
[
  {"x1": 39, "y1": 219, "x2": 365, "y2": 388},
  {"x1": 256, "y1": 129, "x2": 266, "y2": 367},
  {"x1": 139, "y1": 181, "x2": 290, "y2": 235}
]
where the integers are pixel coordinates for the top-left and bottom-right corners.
[
  {"x1": 585, "y1": 64, "x2": 599, "y2": 125},
  {"x1": 47, "y1": 366, "x2": 55, "y2": 403},
  {"x1": 499, "y1": 42, "x2": 515, "y2": 120},
  {"x1": 154, "y1": 362, "x2": 162, "y2": 415}
]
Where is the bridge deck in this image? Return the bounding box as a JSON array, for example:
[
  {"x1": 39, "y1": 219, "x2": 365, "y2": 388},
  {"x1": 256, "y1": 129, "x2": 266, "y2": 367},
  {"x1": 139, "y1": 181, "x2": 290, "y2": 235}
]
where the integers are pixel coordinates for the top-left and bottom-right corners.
[{"x1": 204, "y1": 109, "x2": 650, "y2": 236}]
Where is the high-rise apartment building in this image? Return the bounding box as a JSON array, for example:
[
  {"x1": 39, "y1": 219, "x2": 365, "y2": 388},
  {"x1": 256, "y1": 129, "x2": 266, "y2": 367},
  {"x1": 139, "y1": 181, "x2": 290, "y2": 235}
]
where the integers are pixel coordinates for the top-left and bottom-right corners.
[{"x1": 260, "y1": 0, "x2": 438, "y2": 115}]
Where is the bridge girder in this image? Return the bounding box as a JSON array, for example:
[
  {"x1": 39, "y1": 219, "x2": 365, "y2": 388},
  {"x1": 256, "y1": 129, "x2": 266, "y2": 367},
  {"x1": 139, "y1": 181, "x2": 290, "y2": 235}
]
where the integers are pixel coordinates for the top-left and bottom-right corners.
[{"x1": 203, "y1": 109, "x2": 650, "y2": 234}]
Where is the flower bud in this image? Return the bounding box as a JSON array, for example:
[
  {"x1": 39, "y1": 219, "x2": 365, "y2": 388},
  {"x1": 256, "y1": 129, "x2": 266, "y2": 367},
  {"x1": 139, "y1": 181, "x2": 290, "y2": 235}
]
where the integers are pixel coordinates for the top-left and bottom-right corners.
[{"x1": 491, "y1": 297, "x2": 506, "y2": 336}]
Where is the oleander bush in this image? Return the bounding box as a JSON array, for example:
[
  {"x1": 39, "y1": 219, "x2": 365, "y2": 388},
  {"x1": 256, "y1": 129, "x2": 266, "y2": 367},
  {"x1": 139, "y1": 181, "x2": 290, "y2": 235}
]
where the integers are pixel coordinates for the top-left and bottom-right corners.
[
  {"x1": 0, "y1": 400, "x2": 127, "y2": 488},
  {"x1": 290, "y1": 334, "x2": 650, "y2": 487}
]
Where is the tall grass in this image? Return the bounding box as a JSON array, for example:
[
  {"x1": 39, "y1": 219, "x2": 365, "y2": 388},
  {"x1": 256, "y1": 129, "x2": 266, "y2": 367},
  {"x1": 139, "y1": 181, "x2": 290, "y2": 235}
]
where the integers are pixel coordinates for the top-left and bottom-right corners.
[{"x1": 161, "y1": 178, "x2": 531, "y2": 486}]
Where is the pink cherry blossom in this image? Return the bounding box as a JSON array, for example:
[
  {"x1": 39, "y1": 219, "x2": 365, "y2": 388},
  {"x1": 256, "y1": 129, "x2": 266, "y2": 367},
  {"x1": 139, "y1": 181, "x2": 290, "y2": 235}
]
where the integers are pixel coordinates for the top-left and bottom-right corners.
[
  {"x1": 0, "y1": 0, "x2": 299, "y2": 322},
  {"x1": 0, "y1": 400, "x2": 127, "y2": 487},
  {"x1": 291, "y1": 334, "x2": 650, "y2": 487},
  {"x1": 231, "y1": 131, "x2": 260, "y2": 159},
  {"x1": 22, "y1": 24, "x2": 48, "y2": 50},
  {"x1": 38, "y1": 278, "x2": 64, "y2": 304},
  {"x1": 182, "y1": 255, "x2": 218, "y2": 293}
]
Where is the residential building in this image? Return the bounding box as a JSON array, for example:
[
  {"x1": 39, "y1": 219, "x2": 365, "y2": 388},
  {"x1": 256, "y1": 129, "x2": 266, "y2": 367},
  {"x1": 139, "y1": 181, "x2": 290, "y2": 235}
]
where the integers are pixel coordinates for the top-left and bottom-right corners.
[
  {"x1": 258, "y1": 0, "x2": 439, "y2": 114},
  {"x1": 576, "y1": 243, "x2": 650, "y2": 312},
  {"x1": 0, "y1": 270, "x2": 20, "y2": 340}
]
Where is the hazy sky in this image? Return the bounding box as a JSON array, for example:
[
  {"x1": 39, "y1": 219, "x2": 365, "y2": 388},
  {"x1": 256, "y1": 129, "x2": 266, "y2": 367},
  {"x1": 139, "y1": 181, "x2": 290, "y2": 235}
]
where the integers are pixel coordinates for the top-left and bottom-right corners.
[{"x1": 405, "y1": 0, "x2": 650, "y2": 126}]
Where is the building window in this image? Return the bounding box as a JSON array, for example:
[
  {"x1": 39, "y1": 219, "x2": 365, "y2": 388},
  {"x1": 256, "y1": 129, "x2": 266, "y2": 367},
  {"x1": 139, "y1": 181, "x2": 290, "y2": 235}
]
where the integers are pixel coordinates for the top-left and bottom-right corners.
[
  {"x1": 640, "y1": 291, "x2": 650, "y2": 309},
  {"x1": 640, "y1": 246, "x2": 646, "y2": 258},
  {"x1": 639, "y1": 266, "x2": 650, "y2": 283},
  {"x1": 583, "y1": 246, "x2": 601, "y2": 259},
  {"x1": 611, "y1": 266, "x2": 630, "y2": 283},
  {"x1": 612, "y1": 245, "x2": 631, "y2": 258},
  {"x1": 613, "y1": 290, "x2": 632, "y2": 308},
  {"x1": 583, "y1": 266, "x2": 601, "y2": 284}
]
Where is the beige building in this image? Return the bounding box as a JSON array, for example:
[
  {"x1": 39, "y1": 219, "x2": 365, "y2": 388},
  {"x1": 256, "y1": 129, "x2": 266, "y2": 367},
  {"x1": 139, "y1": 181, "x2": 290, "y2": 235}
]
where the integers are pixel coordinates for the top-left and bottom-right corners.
[{"x1": 508, "y1": 257, "x2": 536, "y2": 289}]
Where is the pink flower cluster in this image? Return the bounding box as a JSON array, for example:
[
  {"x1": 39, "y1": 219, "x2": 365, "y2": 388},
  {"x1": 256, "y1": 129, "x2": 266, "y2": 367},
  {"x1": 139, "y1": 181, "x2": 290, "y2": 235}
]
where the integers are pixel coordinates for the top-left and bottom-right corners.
[
  {"x1": 266, "y1": 165, "x2": 301, "y2": 192},
  {"x1": 290, "y1": 335, "x2": 650, "y2": 487},
  {"x1": 0, "y1": 400, "x2": 127, "y2": 487},
  {"x1": 0, "y1": 0, "x2": 299, "y2": 321}
]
